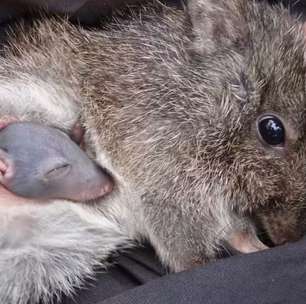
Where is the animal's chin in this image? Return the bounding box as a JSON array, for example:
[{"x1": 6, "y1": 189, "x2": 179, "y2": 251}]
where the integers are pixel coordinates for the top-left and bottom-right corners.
[
  {"x1": 0, "y1": 185, "x2": 34, "y2": 207},
  {"x1": 0, "y1": 185, "x2": 64, "y2": 207},
  {"x1": 255, "y1": 219, "x2": 304, "y2": 248}
]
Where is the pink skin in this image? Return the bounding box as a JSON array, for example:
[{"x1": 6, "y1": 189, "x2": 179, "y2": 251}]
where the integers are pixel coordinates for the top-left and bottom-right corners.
[
  {"x1": 70, "y1": 122, "x2": 85, "y2": 146},
  {"x1": 0, "y1": 141, "x2": 32, "y2": 206},
  {"x1": 228, "y1": 230, "x2": 268, "y2": 254},
  {"x1": 0, "y1": 117, "x2": 24, "y2": 200},
  {"x1": 0, "y1": 116, "x2": 18, "y2": 130},
  {"x1": 0, "y1": 149, "x2": 15, "y2": 185},
  {"x1": 0, "y1": 116, "x2": 18, "y2": 205},
  {"x1": 0, "y1": 185, "x2": 34, "y2": 206}
]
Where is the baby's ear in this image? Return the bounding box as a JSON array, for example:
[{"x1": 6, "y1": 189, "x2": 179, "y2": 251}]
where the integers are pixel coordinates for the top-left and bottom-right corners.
[{"x1": 188, "y1": 0, "x2": 248, "y2": 54}]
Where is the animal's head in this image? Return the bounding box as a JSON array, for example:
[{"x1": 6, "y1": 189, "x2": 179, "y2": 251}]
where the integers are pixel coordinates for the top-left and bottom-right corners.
[{"x1": 186, "y1": 0, "x2": 306, "y2": 245}]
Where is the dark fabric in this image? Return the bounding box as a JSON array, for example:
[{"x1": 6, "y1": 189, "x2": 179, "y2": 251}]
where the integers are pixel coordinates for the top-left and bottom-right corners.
[
  {"x1": 94, "y1": 238, "x2": 306, "y2": 304},
  {"x1": 0, "y1": 0, "x2": 143, "y2": 25},
  {"x1": 0, "y1": 0, "x2": 305, "y2": 25},
  {"x1": 60, "y1": 238, "x2": 306, "y2": 304},
  {"x1": 61, "y1": 244, "x2": 167, "y2": 304},
  {"x1": 268, "y1": 0, "x2": 306, "y2": 20}
]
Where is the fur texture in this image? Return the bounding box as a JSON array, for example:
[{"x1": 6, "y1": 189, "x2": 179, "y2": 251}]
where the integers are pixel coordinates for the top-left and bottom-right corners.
[{"x1": 0, "y1": 0, "x2": 306, "y2": 303}]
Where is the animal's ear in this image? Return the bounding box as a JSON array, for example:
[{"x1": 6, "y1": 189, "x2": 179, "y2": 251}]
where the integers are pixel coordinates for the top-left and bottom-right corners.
[
  {"x1": 300, "y1": 23, "x2": 306, "y2": 63},
  {"x1": 188, "y1": 0, "x2": 247, "y2": 54}
]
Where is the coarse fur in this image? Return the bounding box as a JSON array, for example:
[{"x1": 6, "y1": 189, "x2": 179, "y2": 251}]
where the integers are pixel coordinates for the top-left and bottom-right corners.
[{"x1": 1, "y1": 0, "x2": 306, "y2": 303}]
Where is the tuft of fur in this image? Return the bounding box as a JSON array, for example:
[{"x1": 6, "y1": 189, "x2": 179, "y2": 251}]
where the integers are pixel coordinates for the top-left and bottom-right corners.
[
  {"x1": 0, "y1": 201, "x2": 133, "y2": 304},
  {"x1": 1, "y1": 0, "x2": 306, "y2": 303}
]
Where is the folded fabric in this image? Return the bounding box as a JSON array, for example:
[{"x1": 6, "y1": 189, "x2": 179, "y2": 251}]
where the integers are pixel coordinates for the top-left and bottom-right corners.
[{"x1": 80, "y1": 238, "x2": 306, "y2": 304}]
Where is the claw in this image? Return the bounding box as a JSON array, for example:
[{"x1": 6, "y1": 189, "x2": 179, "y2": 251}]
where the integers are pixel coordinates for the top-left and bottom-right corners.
[{"x1": 228, "y1": 230, "x2": 268, "y2": 254}]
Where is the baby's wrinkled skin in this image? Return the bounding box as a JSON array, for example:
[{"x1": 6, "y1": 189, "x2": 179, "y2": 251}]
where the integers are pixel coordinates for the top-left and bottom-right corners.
[
  {"x1": 1, "y1": 0, "x2": 306, "y2": 303},
  {"x1": 0, "y1": 122, "x2": 113, "y2": 202}
]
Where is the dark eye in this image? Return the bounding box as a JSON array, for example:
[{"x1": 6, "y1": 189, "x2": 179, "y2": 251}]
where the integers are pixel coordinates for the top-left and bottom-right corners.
[{"x1": 257, "y1": 115, "x2": 285, "y2": 146}]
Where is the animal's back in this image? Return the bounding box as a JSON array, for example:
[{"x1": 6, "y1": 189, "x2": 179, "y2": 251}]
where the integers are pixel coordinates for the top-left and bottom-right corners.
[{"x1": 79, "y1": 5, "x2": 210, "y2": 270}]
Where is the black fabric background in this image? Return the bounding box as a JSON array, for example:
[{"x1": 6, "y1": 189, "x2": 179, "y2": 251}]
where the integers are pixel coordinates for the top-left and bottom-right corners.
[
  {"x1": 61, "y1": 238, "x2": 306, "y2": 304},
  {"x1": 98, "y1": 238, "x2": 306, "y2": 304}
]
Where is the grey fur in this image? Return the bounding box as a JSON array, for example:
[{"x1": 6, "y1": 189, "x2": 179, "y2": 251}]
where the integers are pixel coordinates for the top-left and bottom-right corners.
[
  {"x1": 0, "y1": 202, "x2": 130, "y2": 304},
  {"x1": 1, "y1": 0, "x2": 306, "y2": 303}
]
